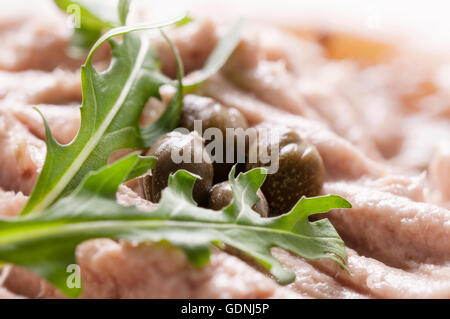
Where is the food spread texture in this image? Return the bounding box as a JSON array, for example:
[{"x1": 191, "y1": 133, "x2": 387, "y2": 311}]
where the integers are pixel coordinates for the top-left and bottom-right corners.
[{"x1": 0, "y1": 1, "x2": 449, "y2": 299}]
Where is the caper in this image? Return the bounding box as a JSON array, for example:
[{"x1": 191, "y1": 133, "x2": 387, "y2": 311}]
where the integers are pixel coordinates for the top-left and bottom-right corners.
[
  {"x1": 207, "y1": 181, "x2": 269, "y2": 217},
  {"x1": 246, "y1": 127, "x2": 326, "y2": 215},
  {"x1": 179, "y1": 94, "x2": 249, "y2": 182},
  {"x1": 144, "y1": 131, "x2": 213, "y2": 205}
]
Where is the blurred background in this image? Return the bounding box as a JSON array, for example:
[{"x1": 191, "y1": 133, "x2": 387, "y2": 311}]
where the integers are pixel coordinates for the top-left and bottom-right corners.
[{"x1": 2, "y1": 0, "x2": 450, "y2": 52}]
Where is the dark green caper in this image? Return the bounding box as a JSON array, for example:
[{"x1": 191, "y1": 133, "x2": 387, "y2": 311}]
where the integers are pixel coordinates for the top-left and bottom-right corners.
[
  {"x1": 246, "y1": 127, "x2": 326, "y2": 215},
  {"x1": 179, "y1": 94, "x2": 249, "y2": 182},
  {"x1": 143, "y1": 131, "x2": 213, "y2": 205},
  {"x1": 207, "y1": 181, "x2": 269, "y2": 217}
]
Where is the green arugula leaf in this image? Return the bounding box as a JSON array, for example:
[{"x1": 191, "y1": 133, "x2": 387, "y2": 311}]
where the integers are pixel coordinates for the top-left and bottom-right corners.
[
  {"x1": 54, "y1": 0, "x2": 121, "y2": 51},
  {"x1": 0, "y1": 154, "x2": 155, "y2": 297},
  {"x1": 21, "y1": 17, "x2": 185, "y2": 217},
  {"x1": 140, "y1": 30, "x2": 184, "y2": 148},
  {"x1": 54, "y1": 0, "x2": 120, "y2": 28},
  {"x1": 0, "y1": 155, "x2": 350, "y2": 298},
  {"x1": 118, "y1": 0, "x2": 131, "y2": 26},
  {"x1": 55, "y1": 0, "x2": 242, "y2": 88},
  {"x1": 174, "y1": 15, "x2": 195, "y2": 28},
  {"x1": 71, "y1": 28, "x2": 102, "y2": 54},
  {"x1": 182, "y1": 18, "x2": 244, "y2": 90}
]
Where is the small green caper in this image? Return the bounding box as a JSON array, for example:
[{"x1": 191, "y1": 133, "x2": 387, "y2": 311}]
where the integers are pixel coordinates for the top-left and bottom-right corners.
[
  {"x1": 144, "y1": 131, "x2": 213, "y2": 205},
  {"x1": 246, "y1": 126, "x2": 326, "y2": 215},
  {"x1": 179, "y1": 94, "x2": 249, "y2": 183},
  {"x1": 207, "y1": 181, "x2": 269, "y2": 217}
]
